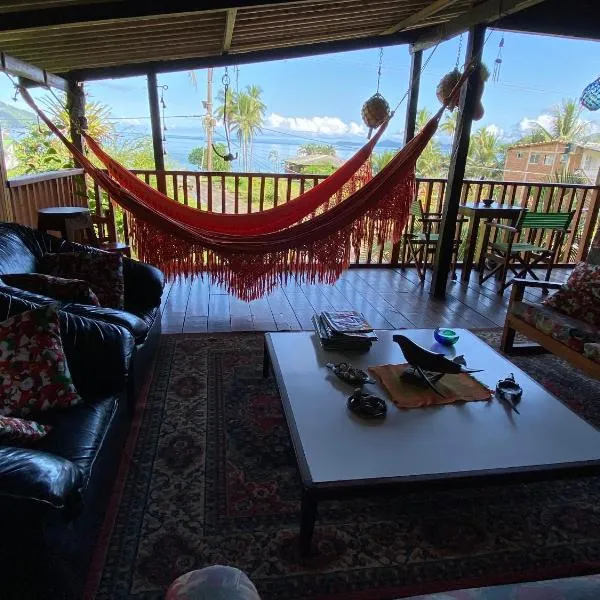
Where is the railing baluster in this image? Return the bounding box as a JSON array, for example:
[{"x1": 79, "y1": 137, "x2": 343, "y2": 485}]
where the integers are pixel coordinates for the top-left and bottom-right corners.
[
  {"x1": 221, "y1": 175, "x2": 226, "y2": 213},
  {"x1": 563, "y1": 187, "x2": 587, "y2": 263},
  {"x1": 247, "y1": 176, "x2": 253, "y2": 213},
  {"x1": 195, "y1": 174, "x2": 201, "y2": 209},
  {"x1": 207, "y1": 175, "x2": 213, "y2": 211},
  {"x1": 274, "y1": 177, "x2": 279, "y2": 207},
  {"x1": 286, "y1": 176, "x2": 292, "y2": 204},
  {"x1": 259, "y1": 176, "x2": 266, "y2": 212},
  {"x1": 172, "y1": 175, "x2": 179, "y2": 202},
  {"x1": 182, "y1": 175, "x2": 189, "y2": 206}
]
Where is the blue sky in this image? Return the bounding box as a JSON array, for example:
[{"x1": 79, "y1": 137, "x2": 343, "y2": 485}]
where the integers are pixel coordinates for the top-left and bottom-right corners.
[{"x1": 1, "y1": 30, "x2": 599, "y2": 146}]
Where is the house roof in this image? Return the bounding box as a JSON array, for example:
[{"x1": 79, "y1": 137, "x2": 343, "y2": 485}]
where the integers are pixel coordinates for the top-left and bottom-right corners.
[
  {"x1": 0, "y1": 0, "x2": 598, "y2": 80},
  {"x1": 285, "y1": 154, "x2": 345, "y2": 168},
  {"x1": 507, "y1": 140, "x2": 600, "y2": 152}
]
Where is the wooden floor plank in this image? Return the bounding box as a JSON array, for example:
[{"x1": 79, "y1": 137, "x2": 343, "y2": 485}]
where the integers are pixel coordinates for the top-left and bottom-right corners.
[{"x1": 158, "y1": 266, "x2": 573, "y2": 334}]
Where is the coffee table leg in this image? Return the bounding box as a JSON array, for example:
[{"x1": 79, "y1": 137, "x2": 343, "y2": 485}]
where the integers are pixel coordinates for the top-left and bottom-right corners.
[
  {"x1": 263, "y1": 340, "x2": 271, "y2": 378},
  {"x1": 300, "y1": 489, "x2": 317, "y2": 556}
]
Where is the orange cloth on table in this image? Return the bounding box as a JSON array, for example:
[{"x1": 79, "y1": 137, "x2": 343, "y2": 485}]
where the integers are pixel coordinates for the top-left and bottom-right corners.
[{"x1": 368, "y1": 363, "x2": 492, "y2": 409}]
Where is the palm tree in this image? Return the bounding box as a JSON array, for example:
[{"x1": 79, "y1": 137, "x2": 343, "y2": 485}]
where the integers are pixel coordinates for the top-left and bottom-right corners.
[
  {"x1": 440, "y1": 111, "x2": 458, "y2": 137},
  {"x1": 372, "y1": 150, "x2": 396, "y2": 174},
  {"x1": 415, "y1": 107, "x2": 431, "y2": 133},
  {"x1": 41, "y1": 94, "x2": 114, "y2": 142},
  {"x1": 520, "y1": 98, "x2": 589, "y2": 143},
  {"x1": 466, "y1": 127, "x2": 505, "y2": 180},
  {"x1": 416, "y1": 138, "x2": 446, "y2": 177},
  {"x1": 217, "y1": 84, "x2": 266, "y2": 171}
]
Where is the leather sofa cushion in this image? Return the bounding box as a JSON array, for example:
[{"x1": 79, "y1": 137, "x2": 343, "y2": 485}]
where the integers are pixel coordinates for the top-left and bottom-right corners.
[
  {"x1": 38, "y1": 397, "x2": 119, "y2": 483},
  {"x1": 64, "y1": 303, "x2": 149, "y2": 342},
  {"x1": 0, "y1": 446, "x2": 83, "y2": 510}
]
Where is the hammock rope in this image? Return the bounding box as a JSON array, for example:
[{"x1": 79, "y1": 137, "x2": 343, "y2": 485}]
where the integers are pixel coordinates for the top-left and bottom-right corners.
[{"x1": 18, "y1": 66, "x2": 471, "y2": 300}]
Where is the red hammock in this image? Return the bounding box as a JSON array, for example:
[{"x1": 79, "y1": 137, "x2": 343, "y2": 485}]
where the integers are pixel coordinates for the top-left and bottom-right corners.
[{"x1": 20, "y1": 87, "x2": 446, "y2": 300}]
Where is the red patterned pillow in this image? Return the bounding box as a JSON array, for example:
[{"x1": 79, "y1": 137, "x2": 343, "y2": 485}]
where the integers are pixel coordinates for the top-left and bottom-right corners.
[
  {"x1": 1, "y1": 273, "x2": 100, "y2": 306},
  {"x1": 543, "y1": 262, "x2": 600, "y2": 327},
  {"x1": 0, "y1": 304, "x2": 82, "y2": 417},
  {"x1": 0, "y1": 415, "x2": 51, "y2": 443},
  {"x1": 40, "y1": 252, "x2": 124, "y2": 310}
]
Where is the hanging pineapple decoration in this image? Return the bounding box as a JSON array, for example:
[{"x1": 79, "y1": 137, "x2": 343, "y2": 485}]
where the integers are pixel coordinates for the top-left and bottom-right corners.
[
  {"x1": 361, "y1": 48, "x2": 390, "y2": 138},
  {"x1": 435, "y1": 34, "x2": 489, "y2": 120},
  {"x1": 581, "y1": 76, "x2": 600, "y2": 111}
]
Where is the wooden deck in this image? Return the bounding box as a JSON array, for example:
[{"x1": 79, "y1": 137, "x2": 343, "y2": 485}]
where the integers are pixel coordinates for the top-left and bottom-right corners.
[{"x1": 160, "y1": 267, "x2": 571, "y2": 334}]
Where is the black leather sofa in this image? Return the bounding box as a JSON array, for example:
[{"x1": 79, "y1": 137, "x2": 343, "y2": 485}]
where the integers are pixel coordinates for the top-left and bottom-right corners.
[
  {"x1": 0, "y1": 222, "x2": 165, "y2": 406},
  {"x1": 0, "y1": 295, "x2": 136, "y2": 599}
]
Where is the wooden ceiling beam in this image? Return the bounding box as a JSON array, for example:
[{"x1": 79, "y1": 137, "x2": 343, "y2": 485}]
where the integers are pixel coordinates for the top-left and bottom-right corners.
[
  {"x1": 0, "y1": 0, "x2": 311, "y2": 32},
  {"x1": 382, "y1": 0, "x2": 460, "y2": 35},
  {"x1": 0, "y1": 51, "x2": 67, "y2": 90},
  {"x1": 223, "y1": 8, "x2": 238, "y2": 53},
  {"x1": 411, "y1": 0, "x2": 548, "y2": 52},
  {"x1": 63, "y1": 28, "x2": 419, "y2": 80}
]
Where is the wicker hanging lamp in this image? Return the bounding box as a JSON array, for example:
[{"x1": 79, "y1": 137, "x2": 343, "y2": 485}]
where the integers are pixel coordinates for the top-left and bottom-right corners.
[{"x1": 361, "y1": 48, "x2": 391, "y2": 138}]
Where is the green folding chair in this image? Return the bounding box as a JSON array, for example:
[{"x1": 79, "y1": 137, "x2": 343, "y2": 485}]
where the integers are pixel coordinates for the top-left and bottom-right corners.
[
  {"x1": 403, "y1": 199, "x2": 466, "y2": 282},
  {"x1": 478, "y1": 210, "x2": 574, "y2": 294}
]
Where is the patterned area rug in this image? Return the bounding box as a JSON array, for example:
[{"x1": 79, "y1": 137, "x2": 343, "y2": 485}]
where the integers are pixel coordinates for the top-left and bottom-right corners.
[{"x1": 88, "y1": 330, "x2": 600, "y2": 600}]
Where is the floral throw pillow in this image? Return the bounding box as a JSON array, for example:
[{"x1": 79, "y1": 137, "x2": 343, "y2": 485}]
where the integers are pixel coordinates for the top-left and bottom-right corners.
[
  {"x1": 0, "y1": 415, "x2": 51, "y2": 443},
  {"x1": 542, "y1": 261, "x2": 600, "y2": 328},
  {"x1": 40, "y1": 251, "x2": 124, "y2": 310},
  {"x1": 1, "y1": 273, "x2": 100, "y2": 306},
  {"x1": 0, "y1": 304, "x2": 82, "y2": 417}
]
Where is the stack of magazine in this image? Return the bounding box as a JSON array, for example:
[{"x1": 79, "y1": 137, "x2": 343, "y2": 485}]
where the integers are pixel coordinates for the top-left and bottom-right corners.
[{"x1": 312, "y1": 310, "x2": 377, "y2": 351}]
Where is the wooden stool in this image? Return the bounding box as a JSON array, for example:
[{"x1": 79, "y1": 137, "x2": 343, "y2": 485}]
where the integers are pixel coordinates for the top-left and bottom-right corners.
[{"x1": 37, "y1": 207, "x2": 97, "y2": 243}]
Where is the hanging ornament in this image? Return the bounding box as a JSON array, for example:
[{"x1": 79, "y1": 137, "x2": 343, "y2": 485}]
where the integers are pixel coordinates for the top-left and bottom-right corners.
[
  {"x1": 436, "y1": 34, "x2": 463, "y2": 110},
  {"x1": 581, "y1": 76, "x2": 600, "y2": 111},
  {"x1": 158, "y1": 84, "x2": 168, "y2": 154},
  {"x1": 361, "y1": 48, "x2": 390, "y2": 138},
  {"x1": 213, "y1": 67, "x2": 238, "y2": 162},
  {"x1": 436, "y1": 69, "x2": 462, "y2": 110},
  {"x1": 492, "y1": 35, "x2": 504, "y2": 83}
]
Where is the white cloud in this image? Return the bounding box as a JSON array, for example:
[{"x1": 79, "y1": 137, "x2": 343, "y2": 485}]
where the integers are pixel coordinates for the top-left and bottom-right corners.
[
  {"x1": 485, "y1": 124, "x2": 504, "y2": 137},
  {"x1": 519, "y1": 113, "x2": 554, "y2": 133},
  {"x1": 267, "y1": 112, "x2": 366, "y2": 136}
]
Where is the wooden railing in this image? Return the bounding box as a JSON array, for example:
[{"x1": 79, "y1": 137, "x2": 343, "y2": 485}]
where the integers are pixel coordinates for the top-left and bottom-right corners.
[
  {"x1": 6, "y1": 167, "x2": 599, "y2": 269},
  {"x1": 6, "y1": 169, "x2": 86, "y2": 229}
]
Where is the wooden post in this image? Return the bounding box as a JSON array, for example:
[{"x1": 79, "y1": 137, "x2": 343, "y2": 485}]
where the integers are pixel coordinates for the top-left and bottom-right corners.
[
  {"x1": 66, "y1": 79, "x2": 85, "y2": 156},
  {"x1": 147, "y1": 70, "x2": 167, "y2": 194},
  {"x1": 391, "y1": 46, "x2": 422, "y2": 267},
  {"x1": 206, "y1": 67, "x2": 214, "y2": 170},
  {"x1": 403, "y1": 47, "x2": 422, "y2": 145},
  {"x1": 580, "y1": 169, "x2": 600, "y2": 264},
  {"x1": 430, "y1": 25, "x2": 485, "y2": 299},
  {"x1": 0, "y1": 124, "x2": 13, "y2": 222}
]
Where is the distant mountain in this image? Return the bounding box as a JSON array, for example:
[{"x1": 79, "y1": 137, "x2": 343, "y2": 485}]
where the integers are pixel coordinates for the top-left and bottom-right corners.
[{"x1": 0, "y1": 100, "x2": 34, "y2": 133}]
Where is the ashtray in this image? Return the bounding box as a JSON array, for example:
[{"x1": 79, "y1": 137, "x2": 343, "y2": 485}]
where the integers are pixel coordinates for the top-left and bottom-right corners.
[
  {"x1": 347, "y1": 389, "x2": 387, "y2": 419},
  {"x1": 327, "y1": 362, "x2": 374, "y2": 385},
  {"x1": 434, "y1": 328, "x2": 460, "y2": 346},
  {"x1": 482, "y1": 199, "x2": 494, "y2": 207}
]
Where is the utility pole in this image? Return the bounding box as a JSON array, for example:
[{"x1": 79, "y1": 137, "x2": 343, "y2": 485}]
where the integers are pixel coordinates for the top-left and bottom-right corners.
[{"x1": 206, "y1": 67, "x2": 214, "y2": 171}]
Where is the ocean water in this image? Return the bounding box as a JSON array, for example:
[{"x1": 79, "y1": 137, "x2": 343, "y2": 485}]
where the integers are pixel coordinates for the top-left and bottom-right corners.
[{"x1": 162, "y1": 130, "x2": 401, "y2": 172}]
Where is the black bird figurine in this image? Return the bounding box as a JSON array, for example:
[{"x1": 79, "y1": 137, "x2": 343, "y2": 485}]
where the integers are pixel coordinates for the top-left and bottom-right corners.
[{"x1": 393, "y1": 334, "x2": 482, "y2": 397}]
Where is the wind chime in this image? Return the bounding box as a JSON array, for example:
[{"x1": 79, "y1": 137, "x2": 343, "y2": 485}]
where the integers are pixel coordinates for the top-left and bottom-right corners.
[
  {"x1": 361, "y1": 48, "x2": 391, "y2": 138},
  {"x1": 492, "y1": 35, "x2": 504, "y2": 82},
  {"x1": 158, "y1": 84, "x2": 168, "y2": 155},
  {"x1": 581, "y1": 76, "x2": 600, "y2": 111},
  {"x1": 435, "y1": 33, "x2": 488, "y2": 120},
  {"x1": 212, "y1": 66, "x2": 238, "y2": 162}
]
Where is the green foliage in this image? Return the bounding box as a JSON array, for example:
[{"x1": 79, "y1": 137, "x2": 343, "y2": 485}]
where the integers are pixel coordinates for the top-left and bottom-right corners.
[
  {"x1": 301, "y1": 164, "x2": 336, "y2": 175},
  {"x1": 188, "y1": 143, "x2": 232, "y2": 172},
  {"x1": 416, "y1": 138, "x2": 446, "y2": 178},
  {"x1": 298, "y1": 143, "x2": 336, "y2": 157},
  {"x1": 440, "y1": 111, "x2": 458, "y2": 137},
  {"x1": 99, "y1": 136, "x2": 159, "y2": 170},
  {"x1": 9, "y1": 125, "x2": 71, "y2": 175},
  {"x1": 372, "y1": 150, "x2": 395, "y2": 174},
  {"x1": 466, "y1": 127, "x2": 506, "y2": 180}
]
